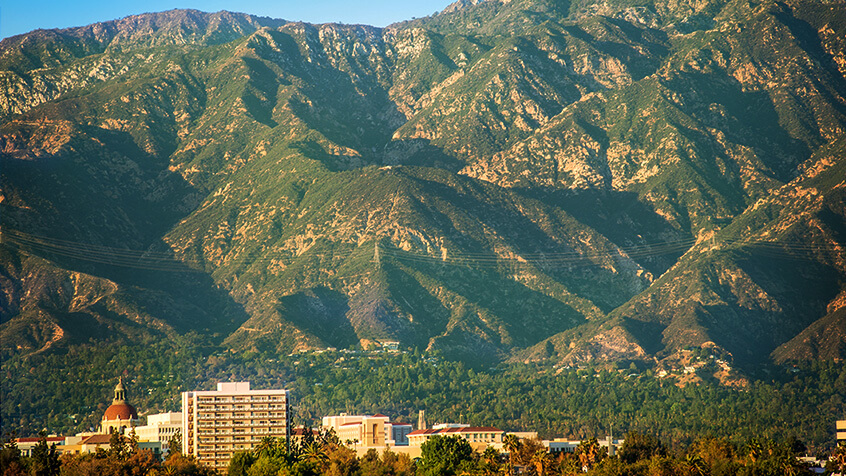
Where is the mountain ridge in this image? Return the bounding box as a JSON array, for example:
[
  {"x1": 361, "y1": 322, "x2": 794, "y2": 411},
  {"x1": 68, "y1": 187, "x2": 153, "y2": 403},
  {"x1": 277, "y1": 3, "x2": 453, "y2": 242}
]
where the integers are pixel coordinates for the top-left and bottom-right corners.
[{"x1": 2, "y1": 0, "x2": 845, "y2": 382}]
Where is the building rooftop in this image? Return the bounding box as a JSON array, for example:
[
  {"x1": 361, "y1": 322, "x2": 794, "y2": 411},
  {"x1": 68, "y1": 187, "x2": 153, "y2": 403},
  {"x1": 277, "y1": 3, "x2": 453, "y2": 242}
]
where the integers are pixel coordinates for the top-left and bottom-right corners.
[
  {"x1": 81, "y1": 434, "x2": 113, "y2": 445},
  {"x1": 16, "y1": 437, "x2": 65, "y2": 444},
  {"x1": 408, "y1": 426, "x2": 502, "y2": 436}
]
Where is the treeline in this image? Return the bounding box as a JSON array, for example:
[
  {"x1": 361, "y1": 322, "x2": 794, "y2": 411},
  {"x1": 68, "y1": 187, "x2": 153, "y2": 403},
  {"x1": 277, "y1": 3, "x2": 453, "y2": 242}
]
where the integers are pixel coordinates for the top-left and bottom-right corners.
[
  {"x1": 6, "y1": 429, "x2": 844, "y2": 476},
  {"x1": 226, "y1": 430, "x2": 846, "y2": 476},
  {"x1": 0, "y1": 431, "x2": 215, "y2": 476},
  {"x1": 2, "y1": 340, "x2": 845, "y2": 450}
]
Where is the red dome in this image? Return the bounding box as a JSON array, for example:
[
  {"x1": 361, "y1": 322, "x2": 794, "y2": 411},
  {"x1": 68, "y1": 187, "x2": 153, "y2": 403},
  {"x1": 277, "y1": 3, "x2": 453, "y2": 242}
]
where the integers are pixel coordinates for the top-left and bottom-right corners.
[{"x1": 103, "y1": 402, "x2": 138, "y2": 421}]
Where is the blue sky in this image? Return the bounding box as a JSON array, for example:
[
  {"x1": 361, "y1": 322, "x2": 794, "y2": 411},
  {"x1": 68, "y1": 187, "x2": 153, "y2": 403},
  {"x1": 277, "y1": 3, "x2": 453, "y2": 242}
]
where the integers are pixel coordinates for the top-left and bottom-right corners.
[{"x1": 1, "y1": 0, "x2": 455, "y2": 39}]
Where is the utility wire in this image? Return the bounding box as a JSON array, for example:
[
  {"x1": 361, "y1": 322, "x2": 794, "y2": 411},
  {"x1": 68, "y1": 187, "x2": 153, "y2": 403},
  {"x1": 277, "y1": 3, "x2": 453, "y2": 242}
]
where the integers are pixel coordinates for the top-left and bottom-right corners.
[{"x1": 1, "y1": 228, "x2": 843, "y2": 273}]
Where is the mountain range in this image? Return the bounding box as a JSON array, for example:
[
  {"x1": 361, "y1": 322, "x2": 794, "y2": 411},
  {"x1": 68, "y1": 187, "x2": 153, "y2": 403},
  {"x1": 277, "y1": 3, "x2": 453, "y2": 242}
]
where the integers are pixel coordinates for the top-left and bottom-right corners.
[{"x1": 2, "y1": 0, "x2": 845, "y2": 377}]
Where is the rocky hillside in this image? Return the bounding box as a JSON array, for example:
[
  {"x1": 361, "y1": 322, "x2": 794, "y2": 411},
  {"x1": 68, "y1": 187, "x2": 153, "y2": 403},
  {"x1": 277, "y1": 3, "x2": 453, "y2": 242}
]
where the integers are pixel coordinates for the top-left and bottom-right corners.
[{"x1": 2, "y1": 0, "x2": 845, "y2": 372}]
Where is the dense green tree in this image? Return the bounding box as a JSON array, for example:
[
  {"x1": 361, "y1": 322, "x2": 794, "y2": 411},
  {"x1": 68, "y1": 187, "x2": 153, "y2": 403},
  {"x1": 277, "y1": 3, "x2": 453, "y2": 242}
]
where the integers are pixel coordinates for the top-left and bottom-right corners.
[
  {"x1": 228, "y1": 452, "x2": 257, "y2": 476},
  {"x1": 417, "y1": 436, "x2": 474, "y2": 476},
  {"x1": 479, "y1": 446, "x2": 501, "y2": 476},
  {"x1": 108, "y1": 430, "x2": 129, "y2": 462},
  {"x1": 29, "y1": 433, "x2": 59, "y2": 476},
  {"x1": 380, "y1": 450, "x2": 414, "y2": 476},
  {"x1": 688, "y1": 436, "x2": 738, "y2": 475},
  {"x1": 576, "y1": 438, "x2": 605, "y2": 471},
  {"x1": 245, "y1": 456, "x2": 283, "y2": 476},
  {"x1": 0, "y1": 433, "x2": 24, "y2": 476},
  {"x1": 323, "y1": 445, "x2": 359, "y2": 476},
  {"x1": 167, "y1": 431, "x2": 182, "y2": 456},
  {"x1": 157, "y1": 453, "x2": 219, "y2": 476},
  {"x1": 619, "y1": 431, "x2": 665, "y2": 464}
]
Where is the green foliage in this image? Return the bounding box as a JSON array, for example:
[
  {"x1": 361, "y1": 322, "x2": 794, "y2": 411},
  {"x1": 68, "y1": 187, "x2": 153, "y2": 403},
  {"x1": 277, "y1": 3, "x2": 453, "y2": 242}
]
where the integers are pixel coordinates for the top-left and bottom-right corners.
[
  {"x1": 228, "y1": 432, "x2": 411, "y2": 476},
  {"x1": 418, "y1": 435, "x2": 474, "y2": 476},
  {"x1": 227, "y1": 452, "x2": 256, "y2": 476},
  {"x1": 0, "y1": 433, "x2": 24, "y2": 476},
  {"x1": 618, "y1": 431, "x2": 664, "y2": 464},
  {"x1": 29, "y1": 433, "x2": 60, "y2": 476},
  {"x1": 3, "y1": 345, "x2": 845, "y2": 452}
]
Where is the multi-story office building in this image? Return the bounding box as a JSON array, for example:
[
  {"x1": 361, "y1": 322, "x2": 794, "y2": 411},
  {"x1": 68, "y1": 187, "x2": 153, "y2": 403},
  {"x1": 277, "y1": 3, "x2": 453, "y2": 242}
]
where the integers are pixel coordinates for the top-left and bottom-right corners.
[
  {"x1": 837, "y1": 419, "x2": 846, "y2": 444},
  {"x1": 182, "y1": 382, "x2": 290, "y2": 470}
]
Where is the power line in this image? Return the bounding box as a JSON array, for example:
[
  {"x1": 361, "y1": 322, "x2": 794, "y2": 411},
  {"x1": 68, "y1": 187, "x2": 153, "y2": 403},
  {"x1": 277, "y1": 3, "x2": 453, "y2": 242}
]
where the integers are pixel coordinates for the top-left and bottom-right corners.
[{"x1": 1, "y1": 228, "x2": 842, "y2": 274}]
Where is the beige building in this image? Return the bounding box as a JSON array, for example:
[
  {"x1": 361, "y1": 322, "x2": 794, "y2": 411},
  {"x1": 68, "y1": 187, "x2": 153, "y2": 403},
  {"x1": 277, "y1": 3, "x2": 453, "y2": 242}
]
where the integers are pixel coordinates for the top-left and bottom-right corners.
[
  {"x1": 135, "y1": 412, "x2": 182, "y2": 453},
  {"x1": 837, "y1": 419, "x2": 846, "y2": 444},
  {"x1": 15, "y1": 437, "x2": 66, "y2": 457},
  {"x1": 544, "y1": 437, "x2": 623, "y2": 456},
  {"x1": 182, "y1": 382, "x2": 290, "y2": 470},
  {"x1": 57, "y1": 434, "x2": 163, "y2": 457},
  {"x1": 407, "y1": 424, "x2": 504, "y2": 451},
  {"x1": 322, "y1": 413, "x2": 412, "y2": 447}
]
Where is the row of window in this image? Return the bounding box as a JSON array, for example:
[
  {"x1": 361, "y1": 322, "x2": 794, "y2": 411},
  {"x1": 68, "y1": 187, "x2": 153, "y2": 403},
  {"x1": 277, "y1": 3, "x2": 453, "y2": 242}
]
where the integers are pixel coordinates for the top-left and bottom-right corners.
[
  {"x1": 197, "y1": 404, "x2": 284, "y2": 411},
  {"x1": 196, "y1": 396, "x2": 285, "y2": 403},
  {"x1": 196, "y1": 412, "x2": 285, "y2": 419},
  {"x1": 198, "y1": 452, "x2": 234, "y2": 459},
  {"x1": 191, "y1": 421, "x2": 286, "y2": 435},
  {"x1": 199, "y1": 436, "x2": 261, "y2": 443},
  {"x1": 196, "y1": 418, "x2": 276, "y2": 423}
]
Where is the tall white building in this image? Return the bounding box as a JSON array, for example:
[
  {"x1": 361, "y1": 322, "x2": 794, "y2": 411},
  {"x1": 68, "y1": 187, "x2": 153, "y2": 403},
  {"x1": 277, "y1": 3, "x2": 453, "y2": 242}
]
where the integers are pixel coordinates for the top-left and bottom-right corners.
[{"x1": 182, "y1": 382, "x2": 290, "y2": 470}]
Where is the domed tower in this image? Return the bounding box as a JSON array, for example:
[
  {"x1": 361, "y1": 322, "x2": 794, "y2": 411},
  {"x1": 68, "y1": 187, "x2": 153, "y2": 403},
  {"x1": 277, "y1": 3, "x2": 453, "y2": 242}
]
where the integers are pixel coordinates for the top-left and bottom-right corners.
[{"x1": 101, "y1": 377, "x2": 139, "y2": 435}]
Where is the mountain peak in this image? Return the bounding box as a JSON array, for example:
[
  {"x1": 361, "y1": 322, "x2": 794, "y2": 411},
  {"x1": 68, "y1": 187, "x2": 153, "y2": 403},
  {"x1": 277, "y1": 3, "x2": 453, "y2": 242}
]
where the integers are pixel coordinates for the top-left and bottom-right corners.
[{"x1": 441, "y1": 0, "x2": 499, "y2": 14}]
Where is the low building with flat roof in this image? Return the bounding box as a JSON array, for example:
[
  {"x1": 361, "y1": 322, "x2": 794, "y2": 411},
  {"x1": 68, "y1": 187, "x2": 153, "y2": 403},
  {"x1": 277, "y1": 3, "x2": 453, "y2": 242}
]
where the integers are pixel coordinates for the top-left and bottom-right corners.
[
  {"x1": 15, "y1": 437, "x2": 65, "y2": 457},
  {"x1": 407, "y1": 425, "x2": 504, "y2": 451},
  {"x1": 322, "y1": 413, "x2": 412, "y2": 447}
]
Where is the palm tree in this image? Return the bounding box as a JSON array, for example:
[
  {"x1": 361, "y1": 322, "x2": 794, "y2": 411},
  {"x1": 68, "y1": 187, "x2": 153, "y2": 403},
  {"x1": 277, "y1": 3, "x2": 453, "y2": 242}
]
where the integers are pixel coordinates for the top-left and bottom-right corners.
[
  {"x1": 829, "y1": 443, "x2": 846, "y2": 474},
  {"x1": 746, "y1": 437, "x2": 763, "y2": 464},
  {"x1": 482, "y1": 446, "x2": 500, "y2": 475},
  {"x1": 503, "y1": 434, "x2": 520, "y2": 475},
  {"x1": 255, "y1": 436, "x2": 278, "y2": 458},
  {"x1": 531, "y1": 448, "x2": 550, "y2": 476},
  {"x1": 576, "y1": 438, "x2": 600, "y2": 472},
  {"x1": 302, "y1": 441, "x2": 328, "y2": 465},
  {"x1": 685, "y1": 453, "x2": 706, "y2": 476}
]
